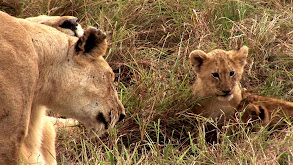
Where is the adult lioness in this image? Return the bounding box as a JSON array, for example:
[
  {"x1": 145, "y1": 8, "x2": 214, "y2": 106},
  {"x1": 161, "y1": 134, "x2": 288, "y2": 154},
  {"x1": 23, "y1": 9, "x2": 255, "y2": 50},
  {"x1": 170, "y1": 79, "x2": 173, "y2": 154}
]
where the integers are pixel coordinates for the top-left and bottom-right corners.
[
  {"x1": 189, "y1": 46, "x2": 248, "y2": 122},
  {"x1": 0, "y1": 11, "x2": 125, "y2": 165},
  {"x1": 237, "y1": 91, "x2": 293, "y2": 128}
]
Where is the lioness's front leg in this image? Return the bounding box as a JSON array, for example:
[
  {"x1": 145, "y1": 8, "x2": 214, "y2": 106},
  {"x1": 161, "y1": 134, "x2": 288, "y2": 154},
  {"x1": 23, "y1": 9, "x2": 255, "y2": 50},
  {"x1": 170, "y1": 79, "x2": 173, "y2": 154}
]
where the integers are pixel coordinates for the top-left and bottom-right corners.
[{"x1": 41, "y1": 116, "x2": 57, "y2": 165}]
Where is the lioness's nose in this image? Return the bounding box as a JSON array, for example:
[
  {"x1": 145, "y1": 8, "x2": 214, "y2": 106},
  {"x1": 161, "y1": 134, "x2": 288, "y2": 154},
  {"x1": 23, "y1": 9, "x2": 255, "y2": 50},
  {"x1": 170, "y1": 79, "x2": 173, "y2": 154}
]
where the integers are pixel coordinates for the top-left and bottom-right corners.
[
  {"x1": 118, "y1": 114, "x2": 125, "y2": 122},
  {"x1": 222, "y1": 90, "x2": 231, "y2": 95},
  {"x1": 117, "y1": 101, "x2": 125, "y2": 122}
]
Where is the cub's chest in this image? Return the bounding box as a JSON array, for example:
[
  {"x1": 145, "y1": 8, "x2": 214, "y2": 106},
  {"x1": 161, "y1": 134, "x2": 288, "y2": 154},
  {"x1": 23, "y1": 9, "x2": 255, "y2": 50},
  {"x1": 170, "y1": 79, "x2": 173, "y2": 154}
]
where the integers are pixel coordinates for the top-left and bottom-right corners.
[{"x1": 194, "y1": 94, "x2": 241, "y2": 119}]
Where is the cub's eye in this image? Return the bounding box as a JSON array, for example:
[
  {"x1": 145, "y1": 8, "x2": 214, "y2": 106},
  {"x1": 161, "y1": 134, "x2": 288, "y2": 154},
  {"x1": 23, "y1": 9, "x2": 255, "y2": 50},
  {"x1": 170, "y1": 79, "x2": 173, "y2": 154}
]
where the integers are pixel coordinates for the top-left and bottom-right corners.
[
  {"x1": 212, "y1": 73, "x2": 220, "y2": 78},
  {"x1": 229, "y1": 71, "x2": 235, "y2": 77}
]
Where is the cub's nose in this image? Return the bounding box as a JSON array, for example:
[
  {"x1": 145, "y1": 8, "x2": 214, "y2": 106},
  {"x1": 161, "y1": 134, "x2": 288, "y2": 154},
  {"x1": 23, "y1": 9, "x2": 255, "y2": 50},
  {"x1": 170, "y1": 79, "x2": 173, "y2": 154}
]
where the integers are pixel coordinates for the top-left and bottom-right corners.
[{"x1": 222, "y1": 90, "x2": 231, "y2": 95}]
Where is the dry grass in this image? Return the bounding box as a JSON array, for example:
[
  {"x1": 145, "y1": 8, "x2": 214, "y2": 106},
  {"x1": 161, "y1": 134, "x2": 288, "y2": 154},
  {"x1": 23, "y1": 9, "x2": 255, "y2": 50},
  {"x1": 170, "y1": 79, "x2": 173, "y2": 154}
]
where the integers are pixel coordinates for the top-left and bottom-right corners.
[{"x1": 1, "y1": 0, "x2": 293, "y2": 164}]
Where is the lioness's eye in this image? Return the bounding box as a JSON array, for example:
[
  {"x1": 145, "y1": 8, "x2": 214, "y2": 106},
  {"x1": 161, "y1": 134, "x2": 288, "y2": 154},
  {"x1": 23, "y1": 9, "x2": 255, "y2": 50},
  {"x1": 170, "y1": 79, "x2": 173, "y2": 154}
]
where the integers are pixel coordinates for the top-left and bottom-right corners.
[
  {"x1": 229, "y1": 71, "x2": 235, "y2": 77},
  {"x1": 212, "y1": 73, "x2": 219, "y2": 78}
]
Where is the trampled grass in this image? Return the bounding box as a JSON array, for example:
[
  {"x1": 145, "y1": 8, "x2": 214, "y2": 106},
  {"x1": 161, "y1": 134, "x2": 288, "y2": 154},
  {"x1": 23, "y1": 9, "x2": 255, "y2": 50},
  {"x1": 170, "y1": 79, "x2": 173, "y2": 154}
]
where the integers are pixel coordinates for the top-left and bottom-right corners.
[{"x1": 1, "y1": 0, "x2": 293, "y2": 164}]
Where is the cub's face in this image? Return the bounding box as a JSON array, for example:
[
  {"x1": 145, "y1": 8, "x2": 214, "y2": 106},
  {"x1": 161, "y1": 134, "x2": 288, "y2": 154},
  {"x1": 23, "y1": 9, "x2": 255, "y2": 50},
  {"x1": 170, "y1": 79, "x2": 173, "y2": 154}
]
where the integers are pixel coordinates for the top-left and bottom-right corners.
[
  {"x1": 47, "y1": 28, "x2": 125, "y2": 136},
  {"x1": 189, "y1": 46, "x2": 248, "y2": 101},
  {"x1": 26, "y1": 15, "x2": 84, "y2": 37}
]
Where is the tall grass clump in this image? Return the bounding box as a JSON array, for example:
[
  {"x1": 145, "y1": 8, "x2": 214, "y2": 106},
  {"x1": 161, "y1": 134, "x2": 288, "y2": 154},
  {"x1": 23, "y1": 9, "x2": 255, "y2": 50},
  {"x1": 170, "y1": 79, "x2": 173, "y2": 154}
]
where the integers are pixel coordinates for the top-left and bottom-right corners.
[{"x1": 1, "y1": 0, "x2": 292, "y2": 164}]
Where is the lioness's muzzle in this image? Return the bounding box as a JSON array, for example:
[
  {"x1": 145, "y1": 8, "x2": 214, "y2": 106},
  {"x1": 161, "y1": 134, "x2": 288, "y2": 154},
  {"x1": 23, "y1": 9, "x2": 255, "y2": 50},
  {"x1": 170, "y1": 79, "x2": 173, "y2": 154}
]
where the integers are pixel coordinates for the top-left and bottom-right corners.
[{"x1": 96, "y1": 113, "x2": 108, "y2": 129}]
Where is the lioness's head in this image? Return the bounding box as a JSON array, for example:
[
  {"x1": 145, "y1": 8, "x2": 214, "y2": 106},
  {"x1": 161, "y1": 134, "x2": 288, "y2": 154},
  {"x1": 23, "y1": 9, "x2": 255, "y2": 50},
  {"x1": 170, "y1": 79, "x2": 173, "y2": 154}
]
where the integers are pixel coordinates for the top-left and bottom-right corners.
[
  {"x1": 189, "y1": 46, "x2": 248, "y2": 101},
  {"x1": 44, "y1": 27, "x2": 125, "y2": 136},
  {"x1": 26, "y1": 15, "x2": 84, "y2": 37}
]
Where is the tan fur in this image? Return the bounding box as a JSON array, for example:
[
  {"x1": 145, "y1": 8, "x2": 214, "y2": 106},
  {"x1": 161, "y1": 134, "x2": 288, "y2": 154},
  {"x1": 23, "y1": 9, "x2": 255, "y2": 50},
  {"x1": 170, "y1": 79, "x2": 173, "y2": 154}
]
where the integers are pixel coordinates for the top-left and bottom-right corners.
[
  {"x1": 237, "y1": 91, "x2": 293, "y2": 127},
  {"x1": 21, "y1": 111, "x2": 57, "y2": 165},
  {"x1": 41, "y1": 117, "x2": 57, "y2": 165},
  {"x1": 47, "y1": 116, "x2": 80, "y2": 134},
  {"x1": 40, "y1": 117, "x2": 80, "y2": 165},
  {"x1": 0, "y1": 11, "x2": 125, "y2": 164},
  {"x1": 189, "y1": 46, "x2": 248, "y2": 124}
]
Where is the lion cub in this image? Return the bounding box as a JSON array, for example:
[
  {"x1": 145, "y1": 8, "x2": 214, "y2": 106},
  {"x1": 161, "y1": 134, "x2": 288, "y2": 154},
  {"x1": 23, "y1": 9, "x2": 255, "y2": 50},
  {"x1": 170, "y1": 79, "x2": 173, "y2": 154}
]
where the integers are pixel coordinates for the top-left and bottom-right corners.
[
  {"x1": 237, "y1": 91, "x2": 293, "y2": 128},
  {"x1": 189, "y1": 46, "x2": 248, "y2": 123}
]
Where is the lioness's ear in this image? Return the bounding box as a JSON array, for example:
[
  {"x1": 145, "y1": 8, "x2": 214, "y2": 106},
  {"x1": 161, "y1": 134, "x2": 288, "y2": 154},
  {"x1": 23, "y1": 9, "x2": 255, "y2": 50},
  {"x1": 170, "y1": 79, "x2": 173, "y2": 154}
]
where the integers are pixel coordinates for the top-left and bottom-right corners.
[
  {"x1": 189, "y1": 50, "x2": 209, "y2": 73},
  {"x1": 234, "y1": 45, "x2": 248, "y2": 67},
  {"x1": 75, "y1": 27, "x2": 107, "y2": 57},
  {"x1": 59, "y1": 18, "x2": 78, "y2": 29},
  {"x1": 58, "y1": 17, "x2": 84, "y2": 37}
]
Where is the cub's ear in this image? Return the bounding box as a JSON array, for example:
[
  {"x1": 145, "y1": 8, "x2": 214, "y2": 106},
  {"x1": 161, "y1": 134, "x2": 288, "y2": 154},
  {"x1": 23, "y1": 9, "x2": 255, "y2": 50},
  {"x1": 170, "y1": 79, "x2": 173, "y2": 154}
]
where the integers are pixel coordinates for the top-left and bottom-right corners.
[
  {"x1": 75, "y1": 27, "x2": 107, "y2": 57},
  {"x1": 189, "y1": 50, "x2": 209, "y2": 73},
  {"x1": 234, "y1": 45, "x2": 248, "y2": 67}
]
